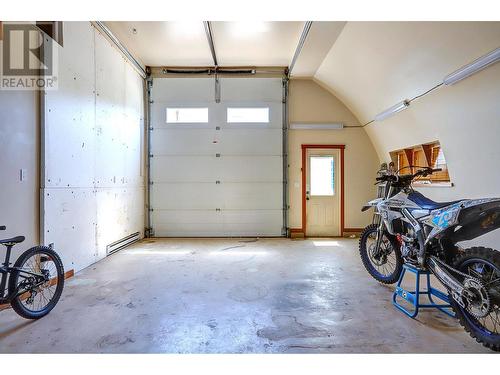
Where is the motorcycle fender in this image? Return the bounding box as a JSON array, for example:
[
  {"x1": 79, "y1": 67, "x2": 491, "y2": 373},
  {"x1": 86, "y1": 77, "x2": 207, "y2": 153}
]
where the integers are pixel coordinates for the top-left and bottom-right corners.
[
  {"x1": 361, "y1": 198, "x2": 382, "y2": 212},
  {"x1": 449, "y1": 199, "x2": 500, "y2": 243}
]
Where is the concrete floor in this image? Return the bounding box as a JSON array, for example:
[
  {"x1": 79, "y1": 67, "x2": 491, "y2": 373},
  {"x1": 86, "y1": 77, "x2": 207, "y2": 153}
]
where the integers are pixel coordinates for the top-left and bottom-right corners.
[{"x1": 0, "y1": 238, "x2": 490, "y2": 353}]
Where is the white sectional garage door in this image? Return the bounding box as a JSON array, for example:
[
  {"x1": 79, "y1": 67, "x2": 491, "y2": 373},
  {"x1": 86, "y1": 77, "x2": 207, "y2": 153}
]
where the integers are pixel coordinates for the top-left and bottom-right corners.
[{"x1": 150, "y1": 77, "x2": 284, "y2": 237}]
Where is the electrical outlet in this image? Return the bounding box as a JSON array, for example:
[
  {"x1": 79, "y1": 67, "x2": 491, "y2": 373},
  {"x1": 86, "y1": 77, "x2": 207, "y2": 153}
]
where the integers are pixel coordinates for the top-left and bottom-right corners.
[{"x1": 20, "y1": 168, "x2": 26, "y2": 181}]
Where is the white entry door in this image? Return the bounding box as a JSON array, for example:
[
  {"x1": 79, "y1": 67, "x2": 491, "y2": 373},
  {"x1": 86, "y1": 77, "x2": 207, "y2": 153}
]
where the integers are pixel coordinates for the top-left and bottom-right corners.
[
  {"x1": 150, "y1": 77, "x2": 284, "y2": 237},
  {"x1": 306, "y1": 149, "x2": 341, "y2": 236}
]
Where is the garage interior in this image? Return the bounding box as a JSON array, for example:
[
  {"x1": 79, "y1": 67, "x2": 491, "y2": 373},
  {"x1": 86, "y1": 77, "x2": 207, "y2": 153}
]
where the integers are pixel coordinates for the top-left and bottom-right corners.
[{"x1": 0, "y1": 20, "x2": 499, "y2": 354}]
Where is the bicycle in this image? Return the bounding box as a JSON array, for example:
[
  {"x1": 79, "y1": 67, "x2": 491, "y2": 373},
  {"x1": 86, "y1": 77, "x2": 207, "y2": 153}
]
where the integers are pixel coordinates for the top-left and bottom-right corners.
[{"x1": 0, "y1": 225, "x2": 64, "y2": 319}]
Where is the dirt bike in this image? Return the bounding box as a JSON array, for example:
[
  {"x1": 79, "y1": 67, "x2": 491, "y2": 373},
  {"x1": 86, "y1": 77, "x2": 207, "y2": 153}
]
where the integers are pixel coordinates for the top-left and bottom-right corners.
[{"x1": 359, "y1": 166, "x2": 500, "y2": 351}]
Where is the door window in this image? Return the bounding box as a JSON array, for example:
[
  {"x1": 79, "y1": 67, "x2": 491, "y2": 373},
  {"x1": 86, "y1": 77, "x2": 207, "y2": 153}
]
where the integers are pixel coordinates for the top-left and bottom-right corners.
[{"x1": 310, "y1": 156, "x2": 334, "y2": 196}]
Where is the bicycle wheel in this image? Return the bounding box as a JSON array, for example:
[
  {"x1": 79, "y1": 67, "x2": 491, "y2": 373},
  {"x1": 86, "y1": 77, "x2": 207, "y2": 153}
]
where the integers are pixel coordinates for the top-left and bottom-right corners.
[{"x1": 8, "y1": 246, "x2": 65, "y2": 319}]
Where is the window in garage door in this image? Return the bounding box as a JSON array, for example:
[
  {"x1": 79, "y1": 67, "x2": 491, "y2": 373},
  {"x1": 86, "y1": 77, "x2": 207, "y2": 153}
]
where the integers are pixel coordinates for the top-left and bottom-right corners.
[
  {"x1": 166, "y1": 107, "x2": 209, "y2": 123},
  {"x1": 149, "y1": 77, "x2": 284, "y2": 237}
]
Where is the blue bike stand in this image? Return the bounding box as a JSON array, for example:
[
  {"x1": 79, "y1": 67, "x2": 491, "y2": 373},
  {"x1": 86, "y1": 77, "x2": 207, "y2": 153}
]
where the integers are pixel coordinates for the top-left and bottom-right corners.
[{"x1": 393, "y1": 264, "x2": 455, "y2": 319}]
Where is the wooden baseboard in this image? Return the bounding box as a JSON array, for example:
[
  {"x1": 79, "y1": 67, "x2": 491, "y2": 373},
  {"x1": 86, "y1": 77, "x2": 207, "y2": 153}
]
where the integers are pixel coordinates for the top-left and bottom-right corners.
[
  {"x1": 290, "y1": 227, "x2": 365, "y2": 238},
  {"x1": 0, "y1": 269, "x2": 74, "y2": 311},
  {"x1": 342, "y1": 227, "x2": 364, "y2": 238},
  {"x1": 343, "y1": 227, "x2": 364, "y2": 233},
  {"x1": 290, "y1": 228, "x2": 305, "y2": 239}
]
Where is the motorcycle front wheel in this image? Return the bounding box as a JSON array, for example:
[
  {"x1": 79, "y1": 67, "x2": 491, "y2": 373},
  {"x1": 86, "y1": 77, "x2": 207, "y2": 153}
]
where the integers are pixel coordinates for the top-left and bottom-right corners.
[{"x1": 359, "y1": 224, "x2": 403, "y2": 284}]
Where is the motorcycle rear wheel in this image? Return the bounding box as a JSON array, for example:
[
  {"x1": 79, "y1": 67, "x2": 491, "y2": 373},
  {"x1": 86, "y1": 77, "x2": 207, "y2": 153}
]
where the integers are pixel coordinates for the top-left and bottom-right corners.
[{"x1": 451, "y1": 247, "x2": 500, "y2": 352}]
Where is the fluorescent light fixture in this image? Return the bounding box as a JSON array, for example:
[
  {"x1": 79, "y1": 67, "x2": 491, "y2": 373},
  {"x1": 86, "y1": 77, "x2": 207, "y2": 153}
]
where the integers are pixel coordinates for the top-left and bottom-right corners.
[
  {"x1": 443, "y1": 47, "x2": 500, "y2": 85},
  {"x1": 374, "y1": 100, "x2": 410, "y2": 122},
  {"x1": 290, "y1": 123, "x2": 344, "y2": 130}
]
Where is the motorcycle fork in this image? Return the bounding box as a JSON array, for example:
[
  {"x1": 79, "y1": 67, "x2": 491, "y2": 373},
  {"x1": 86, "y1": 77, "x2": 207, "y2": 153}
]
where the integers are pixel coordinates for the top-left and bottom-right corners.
[{"x1": 373, "y1": 221, "x2": 386, "y2": 259}]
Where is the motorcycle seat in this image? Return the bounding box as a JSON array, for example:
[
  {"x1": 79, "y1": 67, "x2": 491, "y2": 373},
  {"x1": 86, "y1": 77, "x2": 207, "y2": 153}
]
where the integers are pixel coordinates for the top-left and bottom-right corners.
[
  {"x1": 0, "y1": 236, "x2": 25, "y2": 245},
  {"x1": 409, "y1": 191, "x2": 461, "y2": 210}
]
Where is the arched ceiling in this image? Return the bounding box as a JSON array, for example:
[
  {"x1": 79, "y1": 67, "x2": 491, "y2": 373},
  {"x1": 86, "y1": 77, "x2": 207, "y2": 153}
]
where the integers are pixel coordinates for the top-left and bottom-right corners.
[
  {"x1": 104, "y1": 21, "x2": 345, "y2": 75},
  {"x1": 314, "y1": 22, "x2": 500, "y2": 124},
  {"x1": 105, "y1": 21, "x2": 499, "y2": 126}
]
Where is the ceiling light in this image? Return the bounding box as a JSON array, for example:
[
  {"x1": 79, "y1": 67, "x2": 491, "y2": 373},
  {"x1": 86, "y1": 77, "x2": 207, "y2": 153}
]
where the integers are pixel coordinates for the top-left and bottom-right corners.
[
  {"x1": 443, "y1": 47, "x2": 500, "y2": 85},
  {"x1": 374, "y1": 100, "x2": 410, "y2": 122}
]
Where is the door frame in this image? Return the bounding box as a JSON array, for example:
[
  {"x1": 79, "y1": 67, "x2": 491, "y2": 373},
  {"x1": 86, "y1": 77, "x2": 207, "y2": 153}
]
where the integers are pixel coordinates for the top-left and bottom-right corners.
[{"x1": 300, "y1": 144, "x2": 345, "y2": 237}]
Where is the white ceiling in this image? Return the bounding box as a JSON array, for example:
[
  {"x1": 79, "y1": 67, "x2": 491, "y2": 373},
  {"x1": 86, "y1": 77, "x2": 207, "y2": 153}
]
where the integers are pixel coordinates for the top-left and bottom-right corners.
[
  {"x1": 105, "y1": 21, "x2": 214, "y2": 66},
  {"x1": 104, "y1": 21, "x2": 346, "y2": 75},
  {"x1": 314, "y1": 21, "x2": 500, "y2": 124},
  {"x1": 291, "y1": 21, "x2": 346, "y2": 77},
  {"x1": 211, "y1": 21, "x2": 304, "y2": 66}
]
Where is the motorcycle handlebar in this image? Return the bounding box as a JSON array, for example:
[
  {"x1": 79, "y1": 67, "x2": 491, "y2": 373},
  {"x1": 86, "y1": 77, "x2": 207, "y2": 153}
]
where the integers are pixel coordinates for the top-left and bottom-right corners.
[
  {"x1": 375, "y1": 167, "x2": 442, "y2": 184},
  {"x1": 375, "y1": 175, "x2": 397, "y2": 182}
]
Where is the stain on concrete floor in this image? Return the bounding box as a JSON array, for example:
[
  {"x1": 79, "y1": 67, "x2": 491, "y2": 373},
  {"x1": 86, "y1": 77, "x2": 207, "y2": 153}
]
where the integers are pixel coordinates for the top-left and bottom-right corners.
[{"x1": 0, "y1": 238, "x2": 491, "y2": 353}]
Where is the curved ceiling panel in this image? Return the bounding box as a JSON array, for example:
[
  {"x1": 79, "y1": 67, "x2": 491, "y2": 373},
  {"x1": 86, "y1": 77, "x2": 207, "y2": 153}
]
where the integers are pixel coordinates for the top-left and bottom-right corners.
[
  {"x1": 105, "y1": 21, "x2": 213, "y2": 66},
  {"x1": 314, "y1": 21, "x2": 500, "y2": 124},
  {"x1": 211, "y1": 21, "x2": 304, "y2": 66},
  {"x1": 291, "y1": 21, "x2": 346, "y2": 77}
]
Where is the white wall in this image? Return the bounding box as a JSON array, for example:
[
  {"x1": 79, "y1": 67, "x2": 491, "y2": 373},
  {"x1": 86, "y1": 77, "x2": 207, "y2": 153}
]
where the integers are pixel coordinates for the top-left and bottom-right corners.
[
  {"x1": 288, "y1": 79, "x2": 379, "y2": 231},
  {"x1": 0, "y1": 90, "x2": 39, "y2": 259},
  {"x1": 314, "y1": 21, "x2": 500, "y2": 247},
  {"x1": 42, "y1": 22, "x2": 145, "y2": 272}
]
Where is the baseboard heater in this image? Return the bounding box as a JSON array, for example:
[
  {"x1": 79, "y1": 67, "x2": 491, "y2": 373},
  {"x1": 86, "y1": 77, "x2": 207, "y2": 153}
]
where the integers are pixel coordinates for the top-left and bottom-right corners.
[{"x1": 106, "y1": 232, "x2": 141, "y2": 255}]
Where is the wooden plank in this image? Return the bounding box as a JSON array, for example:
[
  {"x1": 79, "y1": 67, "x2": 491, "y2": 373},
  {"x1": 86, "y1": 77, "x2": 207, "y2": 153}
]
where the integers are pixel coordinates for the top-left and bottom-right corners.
[
  {"x1": 0, "y1": 269, "x2": 74, "y2": 311},
  {"x1": 403, "y1": 148, "x2": 414, "y2": 167},
  {"x1": 421, "y1": 144, "x2": 433, "y2": 167}
]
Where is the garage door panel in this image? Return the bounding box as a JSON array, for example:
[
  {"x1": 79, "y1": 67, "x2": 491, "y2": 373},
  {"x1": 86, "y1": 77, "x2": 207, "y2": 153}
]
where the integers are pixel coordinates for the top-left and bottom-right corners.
[
  {"x1": 152, "y1": 156, "x2": 281, "y2": 183},
  {"x1": 219, "y1": 156, "x2": 282, "y2": 182},
  {"x1": 222, "y1": 210, "x2": 283, "y2": 236},
  {"x1": 217, "y1": 129, "x2": 282, "y2": 154},
  {"x1": 151, "y1": 156, "x2": 219, "y2": 182},
  {"x1": 152, "y1": 209, "x2": 221, "y2": 225},
  {"x1": 151, "y1": 128, "x2": 217, "y2": 155},
  {"x1": 152, "y1": 210, "x2": 282, "y2": 237},
  {"x1": 151, "y1": 183, "x2": 222, "y2": 209},
  {"x1": 152, "y1": 128, "x2": 281, "y2": 156},
  {"x1": 152, "y1": 210, "x2": 223, "y2": 237},
  {"x1": 220, "y1": 77, "x2": 283, "y2": 102},
  {"x1": 221, "y1": 183, "x2": 283, "y2": 209},
  {"x1": 152, "y1": 78, "x2": 214, "y2": 102}
]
